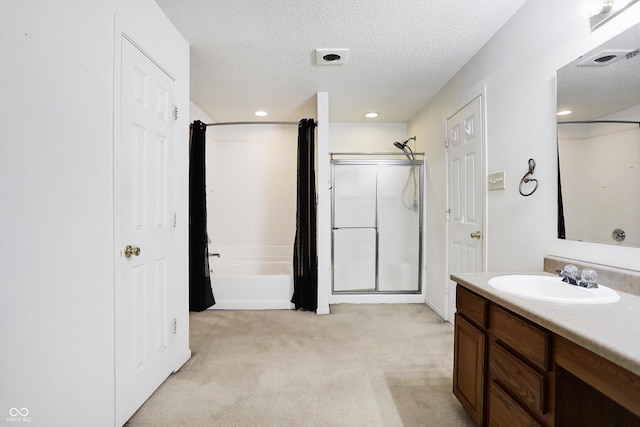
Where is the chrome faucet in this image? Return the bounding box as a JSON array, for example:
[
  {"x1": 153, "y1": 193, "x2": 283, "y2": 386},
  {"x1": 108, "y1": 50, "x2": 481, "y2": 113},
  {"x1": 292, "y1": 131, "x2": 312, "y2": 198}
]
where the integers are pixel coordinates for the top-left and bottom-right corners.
[{"x1": 556, "y1": 264, "x2": 598, "y2": 288}]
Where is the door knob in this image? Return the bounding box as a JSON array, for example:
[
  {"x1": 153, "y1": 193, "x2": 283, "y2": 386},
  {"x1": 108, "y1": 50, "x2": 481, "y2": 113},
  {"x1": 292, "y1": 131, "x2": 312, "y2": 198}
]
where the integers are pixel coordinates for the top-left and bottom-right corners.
[
  {"x1": 124, "y1": 244, "x2": 141, "y2": 259},
  {"x1": 470, "y1": 231, "x2": 482, "y2": 239}
]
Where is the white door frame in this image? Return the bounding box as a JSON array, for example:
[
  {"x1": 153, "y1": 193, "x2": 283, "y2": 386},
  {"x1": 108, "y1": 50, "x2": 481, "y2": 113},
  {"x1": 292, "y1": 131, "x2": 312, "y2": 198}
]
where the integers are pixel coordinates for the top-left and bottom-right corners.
[{"x1": 445, "y1": 91, "x2": 488, "y2": 324}]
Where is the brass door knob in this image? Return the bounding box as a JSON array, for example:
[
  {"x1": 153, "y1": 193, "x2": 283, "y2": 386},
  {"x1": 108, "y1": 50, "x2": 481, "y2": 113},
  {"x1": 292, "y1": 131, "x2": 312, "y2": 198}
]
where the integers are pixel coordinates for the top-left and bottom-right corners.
[
  {"x1": 470, "y1": 231, "x2": 482, "y2": 239},
  {"x1": 124, "y1": 244, "x2": 141, "y2": 259}
]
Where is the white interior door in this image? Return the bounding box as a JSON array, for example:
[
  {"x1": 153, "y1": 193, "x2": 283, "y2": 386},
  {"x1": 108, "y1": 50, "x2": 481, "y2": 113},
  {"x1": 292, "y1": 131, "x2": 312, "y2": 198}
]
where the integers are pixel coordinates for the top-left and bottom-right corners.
[
  {"x1": 116, "y1": 36, "x2": 176, "y2": 425},
  {"x1": 447, "y1": 96, "x2": 484, "y2": 323}
]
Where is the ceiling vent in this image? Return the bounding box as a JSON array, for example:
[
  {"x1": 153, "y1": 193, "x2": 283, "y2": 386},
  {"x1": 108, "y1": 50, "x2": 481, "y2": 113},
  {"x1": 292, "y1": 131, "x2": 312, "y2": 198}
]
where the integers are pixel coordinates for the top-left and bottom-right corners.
[
  {"x1": 577, "y1": 49, "x2": 631, "y2": 67},
  {"x1": 315, "y1": 48, "x2": 349, "y2": 66}
]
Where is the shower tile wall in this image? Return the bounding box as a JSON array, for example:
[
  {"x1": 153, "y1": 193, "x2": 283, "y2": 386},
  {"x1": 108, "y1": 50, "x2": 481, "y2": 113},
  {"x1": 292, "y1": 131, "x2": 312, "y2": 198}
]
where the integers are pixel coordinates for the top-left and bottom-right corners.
[{"x1": 205, "y1": 124, "x2": 298, "y2": 256}]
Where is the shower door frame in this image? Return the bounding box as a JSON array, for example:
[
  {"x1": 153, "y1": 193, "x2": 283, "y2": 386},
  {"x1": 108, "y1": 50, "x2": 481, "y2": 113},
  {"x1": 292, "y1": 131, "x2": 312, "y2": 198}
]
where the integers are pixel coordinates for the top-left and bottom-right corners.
[{"x1": 331, "y1": 159, "x2": 424, "y2": 295}]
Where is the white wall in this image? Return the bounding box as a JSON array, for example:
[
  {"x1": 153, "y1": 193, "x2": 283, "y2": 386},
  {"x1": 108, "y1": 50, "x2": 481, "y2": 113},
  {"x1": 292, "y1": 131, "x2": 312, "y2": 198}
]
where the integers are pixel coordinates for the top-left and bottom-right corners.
[
  {"x1": 330, "y1": 122, "x2": 408, "y2": 153},
  {"x1": 409, "y1": 0, "x2": 640, "y2": 316},
  {"x1": 317, "y1": 92, "x2": 331, "y2": 314},
  {"x1": 206, "y1": 125, "x2": 298, "y2": 251},
  {"x1": 0, "y1": 1, "x2": 189, "y2": 425}
]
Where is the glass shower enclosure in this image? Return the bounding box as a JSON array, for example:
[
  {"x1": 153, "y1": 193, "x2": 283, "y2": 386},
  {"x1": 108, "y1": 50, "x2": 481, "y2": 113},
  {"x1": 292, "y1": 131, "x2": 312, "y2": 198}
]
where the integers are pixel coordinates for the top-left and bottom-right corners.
[{"x1": 331, "y1": 160, "x2": 423, "y2": 294}]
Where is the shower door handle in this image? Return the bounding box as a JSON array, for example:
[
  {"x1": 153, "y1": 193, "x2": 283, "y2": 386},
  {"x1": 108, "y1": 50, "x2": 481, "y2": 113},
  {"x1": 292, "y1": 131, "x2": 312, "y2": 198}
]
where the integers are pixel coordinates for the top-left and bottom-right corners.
[
  {"x1": 470, "y1": 231, "x2": 482, "y2": 239},
  {"x1": 124, "y1": 244, "x2": 141, "y2": 259}
]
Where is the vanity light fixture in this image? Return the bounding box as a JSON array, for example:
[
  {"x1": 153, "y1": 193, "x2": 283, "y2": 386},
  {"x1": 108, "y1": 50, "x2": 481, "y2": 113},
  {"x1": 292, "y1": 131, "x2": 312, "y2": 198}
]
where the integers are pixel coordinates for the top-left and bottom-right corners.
[
  {"x1": 254, "y1": 111, "x2": 268, "y2": 117},
  {"x1": 557, "y1": 110, "x2": 572, "y2": 116},
  {"x1": 588, "y1": 0, "x2": 639, "y2": 30},
  {"x1": 364, "y1": 112, "x2": 379, "y2": 118}
]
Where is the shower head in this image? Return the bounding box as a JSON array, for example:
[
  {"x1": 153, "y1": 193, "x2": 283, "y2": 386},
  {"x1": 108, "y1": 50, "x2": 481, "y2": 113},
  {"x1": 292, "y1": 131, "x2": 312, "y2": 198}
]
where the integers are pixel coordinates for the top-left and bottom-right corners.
[
  {"x1": 394, "y1": 141, "x2": 406, "y2": 150},
  {"x1": 393, "y1": 136, "x2": 416, "y2": 151},
  {"x1": 393, "y1": 136, "x2": 417, "y2": 160}
]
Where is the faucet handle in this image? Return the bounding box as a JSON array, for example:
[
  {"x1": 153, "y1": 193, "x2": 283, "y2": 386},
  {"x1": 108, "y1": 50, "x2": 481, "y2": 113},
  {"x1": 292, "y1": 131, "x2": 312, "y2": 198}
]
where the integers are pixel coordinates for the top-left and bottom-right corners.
[
  {"x1": 580, "y1": 268, "x2": 598, "y2": 288},
  {"x1": 562, "y1": 264, "x2": 579, "y2": 278}
]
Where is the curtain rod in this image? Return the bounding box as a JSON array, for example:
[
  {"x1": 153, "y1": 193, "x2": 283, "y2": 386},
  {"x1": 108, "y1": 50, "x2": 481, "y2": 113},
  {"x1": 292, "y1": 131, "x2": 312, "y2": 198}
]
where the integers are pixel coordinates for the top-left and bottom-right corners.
[
  {"x1": 205, "y1": 121, "x2": 302, "y2": 127},
  {"x1": 330, "y1": 152, "x2": 425, "y2": 156},
  {"x1": 558, "y1": 120, "x2": 640, "y2": 127}
]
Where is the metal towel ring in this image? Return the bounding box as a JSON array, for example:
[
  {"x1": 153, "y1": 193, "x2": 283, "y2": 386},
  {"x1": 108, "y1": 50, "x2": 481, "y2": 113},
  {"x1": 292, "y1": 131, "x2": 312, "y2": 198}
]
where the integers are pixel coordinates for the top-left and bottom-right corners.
[{"x1": 519, "y1": 158, "x2": 538, "y2": 197}]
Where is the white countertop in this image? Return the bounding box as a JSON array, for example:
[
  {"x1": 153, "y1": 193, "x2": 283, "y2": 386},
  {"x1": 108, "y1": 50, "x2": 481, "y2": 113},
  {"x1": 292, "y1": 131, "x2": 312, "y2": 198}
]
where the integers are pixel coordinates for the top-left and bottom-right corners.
[{"x1": 451, "y1": 272, "x2": 640, "y2": 377}]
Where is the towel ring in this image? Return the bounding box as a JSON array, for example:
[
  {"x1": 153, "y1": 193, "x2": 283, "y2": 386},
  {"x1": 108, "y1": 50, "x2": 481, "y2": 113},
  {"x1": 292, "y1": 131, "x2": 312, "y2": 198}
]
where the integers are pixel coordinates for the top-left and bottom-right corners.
[{"x1": 519, "y1": 158, "x2": 538, "y2": 197}]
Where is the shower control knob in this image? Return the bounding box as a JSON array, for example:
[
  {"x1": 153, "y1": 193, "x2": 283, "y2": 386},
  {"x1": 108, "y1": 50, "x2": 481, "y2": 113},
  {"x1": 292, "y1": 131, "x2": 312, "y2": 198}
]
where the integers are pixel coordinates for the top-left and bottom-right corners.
[
  {"x1": 124, "y1": 244, "x2": 141, "y2": 259},
  {"x1": 470, "y1": 231, "x2": 482, "y2": 239}
]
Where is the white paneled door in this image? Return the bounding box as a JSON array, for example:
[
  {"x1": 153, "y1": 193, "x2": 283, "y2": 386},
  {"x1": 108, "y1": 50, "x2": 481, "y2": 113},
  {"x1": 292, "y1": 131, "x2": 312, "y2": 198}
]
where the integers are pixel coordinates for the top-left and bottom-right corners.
[
  {"x1": 116, "y1": 36, "x2": 176, "y2": 425},
  {"x1": 447, "y1": 96, "x2": 484, "y2": 323}
]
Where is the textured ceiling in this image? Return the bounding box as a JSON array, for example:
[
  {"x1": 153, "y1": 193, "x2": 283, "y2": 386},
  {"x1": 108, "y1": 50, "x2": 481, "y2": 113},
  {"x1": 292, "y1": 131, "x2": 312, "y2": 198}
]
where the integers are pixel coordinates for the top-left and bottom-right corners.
[{"x1": 154, "y1": 0, "x2": 527, "y2": 123}]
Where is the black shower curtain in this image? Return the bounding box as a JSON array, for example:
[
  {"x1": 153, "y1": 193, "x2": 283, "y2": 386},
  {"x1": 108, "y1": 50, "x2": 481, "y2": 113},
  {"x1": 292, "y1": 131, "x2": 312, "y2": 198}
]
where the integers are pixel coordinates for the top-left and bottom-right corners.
[
  {"x1": 189, "y1": 120, "x2": 215, "y2": 311},
  {"x1": 291, "y1": 118, "x2": 318, "y2": 312},
  {"x1": 557, "y1": 151, "x2": 566, "y2": 240}
]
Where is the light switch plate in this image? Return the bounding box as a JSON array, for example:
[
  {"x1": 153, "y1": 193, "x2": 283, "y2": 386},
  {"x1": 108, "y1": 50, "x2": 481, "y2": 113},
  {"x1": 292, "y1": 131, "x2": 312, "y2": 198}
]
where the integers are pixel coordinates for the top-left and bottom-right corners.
[{"x1": 488, "y1": 171, "x2": 505, "y2": 191}]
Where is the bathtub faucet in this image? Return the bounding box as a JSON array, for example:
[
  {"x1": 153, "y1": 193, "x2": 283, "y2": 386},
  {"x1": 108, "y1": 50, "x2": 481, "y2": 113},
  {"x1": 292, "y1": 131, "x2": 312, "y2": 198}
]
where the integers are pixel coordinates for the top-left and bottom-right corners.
[{"x1": 209, "y1": 253, "x2": 221, "y2": 258}]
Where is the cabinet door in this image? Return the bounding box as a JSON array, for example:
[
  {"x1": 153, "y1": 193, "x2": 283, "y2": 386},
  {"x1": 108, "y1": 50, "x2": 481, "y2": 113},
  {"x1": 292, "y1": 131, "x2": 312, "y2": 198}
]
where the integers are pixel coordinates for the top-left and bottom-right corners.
[{"x1": 454, "y1": 313, "x2": 486, "y2": 426}]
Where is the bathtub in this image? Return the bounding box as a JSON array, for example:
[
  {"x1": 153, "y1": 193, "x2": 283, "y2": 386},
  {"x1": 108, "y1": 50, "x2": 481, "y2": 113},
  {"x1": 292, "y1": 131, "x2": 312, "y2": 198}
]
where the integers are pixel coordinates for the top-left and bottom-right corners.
[{"x1": 208, "y1": 246, "x2": 294, "y2": 310}]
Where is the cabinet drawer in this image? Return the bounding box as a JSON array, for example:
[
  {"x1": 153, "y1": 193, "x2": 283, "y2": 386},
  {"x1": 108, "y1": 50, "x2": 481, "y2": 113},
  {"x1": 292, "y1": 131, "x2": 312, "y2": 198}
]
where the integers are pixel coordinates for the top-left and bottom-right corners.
[
  {"x1": 490, "y1": 341, "x2": 548, "y2": 415},
  {"x1": 488, "y1": 380, "x2": 542, "y2": 427},
  {"x1": 456, "y1": 286, "x2": 487, "y2": 329},
  {"x1": 490, "y1": 305, "x2": 550, "y2": 370}
]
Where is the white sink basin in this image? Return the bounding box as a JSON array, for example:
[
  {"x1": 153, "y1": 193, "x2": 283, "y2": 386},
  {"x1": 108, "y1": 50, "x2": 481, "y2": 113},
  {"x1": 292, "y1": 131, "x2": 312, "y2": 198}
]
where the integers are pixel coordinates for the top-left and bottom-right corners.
[{"x1": 487, "y1": 275, "x2": 620, "y2": 304}]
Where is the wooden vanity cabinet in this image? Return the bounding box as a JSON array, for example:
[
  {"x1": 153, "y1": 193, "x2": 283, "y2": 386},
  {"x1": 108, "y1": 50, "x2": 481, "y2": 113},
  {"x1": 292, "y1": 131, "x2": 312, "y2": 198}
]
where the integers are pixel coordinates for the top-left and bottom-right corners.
[
  {"x1": 487, "y1": 306, "x2": 553, "y2": 426},
  {"x1": 453, "y1": 312, "x2": 486, "y2": 425},
  {"x1": 554, "y1": 335, "x2": 640, "y2": 426},
  {"x1": 454, "y1": 286, "x2": 488, "y2": 425},
  {"x1": 453, "y1": 283, "x2": 640, "y2": 427},
  {"x1": 454, "y1": 286, "x2": 553, "y2": 426}
]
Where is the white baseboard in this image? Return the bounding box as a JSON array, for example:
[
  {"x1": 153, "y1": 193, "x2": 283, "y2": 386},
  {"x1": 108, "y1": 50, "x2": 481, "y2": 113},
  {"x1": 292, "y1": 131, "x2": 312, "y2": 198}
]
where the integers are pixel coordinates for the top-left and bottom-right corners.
[
  {"x1": 329, "y1": 294, "x2": 426, "y2": 304},
  {"x1": 209, "y1": 300, "x2": 295, "y2": 310},
  {"x1": 424, "y1": 299, "x2": 447, "y2": 322},
  {"x1": 174, "y1": 349, "x2": 191, "y2": 373},
  {"x1": 315, "y1": 306, "x2": 330, "y2": 315}
]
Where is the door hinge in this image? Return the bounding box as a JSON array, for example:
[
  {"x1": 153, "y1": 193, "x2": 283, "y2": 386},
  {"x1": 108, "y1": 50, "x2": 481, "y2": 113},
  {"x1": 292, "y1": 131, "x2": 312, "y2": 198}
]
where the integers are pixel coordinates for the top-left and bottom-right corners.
[
  {"x1": 444, "y1": 138, "x2": 449, "y2": 149},
  {"x1": 173, "y1": 212, "x2": 177, "y2": 228},
  {"x1": 173, "y1": 106, "x2": 179, "y2": 121},
  {"x1": 173, "y1": 318, "x2": 178, "y2": 335}
]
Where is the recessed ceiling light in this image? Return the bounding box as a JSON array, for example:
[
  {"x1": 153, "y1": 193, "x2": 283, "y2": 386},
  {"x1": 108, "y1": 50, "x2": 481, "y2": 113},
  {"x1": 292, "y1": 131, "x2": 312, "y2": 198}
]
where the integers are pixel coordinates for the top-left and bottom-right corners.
[
  {"x1": 255, "y1": 111, "x2": 268, "y2": 117},
  {"x1": 557, "y1": 110, "x2": 572, "y2": 116},
  {"x1": 364, "y1": 112, "x2": 379, "y2": 118}
]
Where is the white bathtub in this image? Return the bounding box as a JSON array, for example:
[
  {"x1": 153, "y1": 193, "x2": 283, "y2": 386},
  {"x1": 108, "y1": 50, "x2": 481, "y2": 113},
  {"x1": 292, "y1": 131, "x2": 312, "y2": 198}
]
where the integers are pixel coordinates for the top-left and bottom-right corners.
[{"x1": 208, "y1": 246, "x2": 294, "y2": 310}]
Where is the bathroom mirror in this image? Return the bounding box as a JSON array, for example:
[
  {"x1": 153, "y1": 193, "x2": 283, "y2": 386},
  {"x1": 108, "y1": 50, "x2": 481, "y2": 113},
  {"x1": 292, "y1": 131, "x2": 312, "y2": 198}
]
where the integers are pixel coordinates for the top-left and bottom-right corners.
[{"x1": 556, "y1": 23, "x2": 640, "y2": 247}]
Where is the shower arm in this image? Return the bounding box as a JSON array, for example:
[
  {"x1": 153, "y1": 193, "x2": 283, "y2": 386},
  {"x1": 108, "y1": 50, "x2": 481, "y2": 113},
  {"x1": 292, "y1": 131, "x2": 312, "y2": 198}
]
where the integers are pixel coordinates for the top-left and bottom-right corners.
[
  {"x1": 393, "y1": 136, "x2": 417, "y2": 160},
  {"x1": 394, "y1": 136, "x2": 417, "y2": 149}
]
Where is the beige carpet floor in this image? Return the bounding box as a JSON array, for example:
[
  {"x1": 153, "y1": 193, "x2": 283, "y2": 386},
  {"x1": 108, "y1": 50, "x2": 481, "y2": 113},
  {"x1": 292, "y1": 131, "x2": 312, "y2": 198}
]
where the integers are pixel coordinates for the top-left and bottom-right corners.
[{"x1": 126, "y1": 304, "x2": 475, "y2": 427}]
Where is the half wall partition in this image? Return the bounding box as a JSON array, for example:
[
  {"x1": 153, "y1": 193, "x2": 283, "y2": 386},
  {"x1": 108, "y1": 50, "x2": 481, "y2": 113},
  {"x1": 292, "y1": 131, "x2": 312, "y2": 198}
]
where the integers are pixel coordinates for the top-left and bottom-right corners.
[{"x1": 331, "y1": 160, "x2": 423, "y2": 294}]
